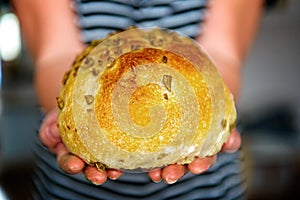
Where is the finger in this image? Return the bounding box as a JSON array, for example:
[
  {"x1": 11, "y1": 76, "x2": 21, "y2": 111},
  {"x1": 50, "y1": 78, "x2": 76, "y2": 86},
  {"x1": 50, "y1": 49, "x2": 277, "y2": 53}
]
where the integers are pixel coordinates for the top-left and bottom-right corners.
[
  {"x1": 148, "y1": 168, "x2": 162, "y2": 183},
  {"x1": 57, "y1": 143, "x2": 85, "y2": 174},
  {"x1": 222, "y1": 128, "x2": 241, "y2": 153},
  {"x1": 107, "y1": 169, "x2": 123, "y2": 180},
  {"x1": 39, "y1": 125, "x2": 61, "y2": 154},
  {"x1": 188, "y1": 155, "x2": 217, "y2": 174},
  {"x1": 162, "y1": 164, "x2": 186, "y2": 184},
  {"x1": 39, "y1": 112, "x2": 61, "y2": 151},
  {"x1": 84, "y1": 166, "x2": 107, "y2": 185}
]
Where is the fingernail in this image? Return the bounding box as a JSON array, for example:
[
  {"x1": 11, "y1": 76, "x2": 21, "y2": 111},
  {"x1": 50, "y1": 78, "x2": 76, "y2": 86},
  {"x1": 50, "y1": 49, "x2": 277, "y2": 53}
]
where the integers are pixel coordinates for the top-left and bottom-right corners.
[
  {"x1": 108, "y1": 176, "x2": 118, "y2": 180},
  {"x1": 88, "y1": 178, "x2": 102, "y2": 186},
  {"x1": 153, "y1": 179, "x2": 162, "y2": 183},
  {"x1": 85, "y1": 174, "x2": 106, "y2": 186},
  {"x1": 193, "y1": 165, "x2": 209, "y2": 174},
  {"x1": 49, "y1": 124, "x2": 60, "y2": 139},
  {"x1": 165, "y1": 178, "x2": 177, "y2": 184}
]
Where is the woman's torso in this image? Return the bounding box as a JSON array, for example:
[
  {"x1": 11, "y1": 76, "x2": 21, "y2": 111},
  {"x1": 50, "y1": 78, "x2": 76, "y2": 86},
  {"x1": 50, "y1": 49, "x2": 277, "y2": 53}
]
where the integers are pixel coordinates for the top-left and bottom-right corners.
[{"x1": 32, "y1": 1, "x2": 247, "y2": 199}]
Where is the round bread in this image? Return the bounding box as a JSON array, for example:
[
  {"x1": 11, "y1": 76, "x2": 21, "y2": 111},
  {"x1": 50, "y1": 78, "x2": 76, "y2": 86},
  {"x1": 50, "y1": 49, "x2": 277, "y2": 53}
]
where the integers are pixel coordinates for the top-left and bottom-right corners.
[{"x1": 57, "y1": 28, "x2": 236, "y2": 170}]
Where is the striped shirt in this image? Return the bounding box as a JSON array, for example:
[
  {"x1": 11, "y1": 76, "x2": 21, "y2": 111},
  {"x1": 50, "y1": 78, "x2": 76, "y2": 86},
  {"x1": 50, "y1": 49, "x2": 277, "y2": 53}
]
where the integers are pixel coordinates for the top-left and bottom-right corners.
[{"x1": 32, "y1": 1, "x2": 247, "y2": 199}]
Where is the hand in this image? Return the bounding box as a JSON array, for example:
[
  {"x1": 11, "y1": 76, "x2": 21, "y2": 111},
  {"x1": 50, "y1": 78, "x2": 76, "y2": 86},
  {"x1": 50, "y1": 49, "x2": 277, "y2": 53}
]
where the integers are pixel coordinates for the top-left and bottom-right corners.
[
  {"x1": 39, "y1": 110, "x2": 241, "y2": 185},
  {"x1": 39, "y1": 109, "x2": 123, "y2": 185},
  {"x1": 148, "y1": 129, "x2": 241, "y2": 184}
]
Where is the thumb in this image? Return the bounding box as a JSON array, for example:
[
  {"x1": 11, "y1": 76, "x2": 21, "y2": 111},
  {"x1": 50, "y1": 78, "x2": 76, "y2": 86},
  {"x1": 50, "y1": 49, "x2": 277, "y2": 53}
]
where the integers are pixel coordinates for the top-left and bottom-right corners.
[{"x1": 222, "y1": 128, "x2": 241, "y2": 153}]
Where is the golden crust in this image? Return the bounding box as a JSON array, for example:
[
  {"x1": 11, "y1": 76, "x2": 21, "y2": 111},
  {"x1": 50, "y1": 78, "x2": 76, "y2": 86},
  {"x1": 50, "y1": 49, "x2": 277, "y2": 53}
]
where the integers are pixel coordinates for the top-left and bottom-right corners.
[
  {"x1": 57, "y1": 28, "x2": 236, "y2": 170},
  {"x1": 57, "y1": 41, "x2": 99, "y2": 164},
  {"x1": 94, "y1": 48, "x2": 211, "y2": 153}
]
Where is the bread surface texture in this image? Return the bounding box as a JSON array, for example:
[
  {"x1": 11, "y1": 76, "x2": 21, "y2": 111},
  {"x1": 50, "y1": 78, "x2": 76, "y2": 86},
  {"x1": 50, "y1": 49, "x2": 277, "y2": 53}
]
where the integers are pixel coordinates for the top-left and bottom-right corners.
[{"x1": 57, "y1": 28, "x2": 236, "y2": 170}]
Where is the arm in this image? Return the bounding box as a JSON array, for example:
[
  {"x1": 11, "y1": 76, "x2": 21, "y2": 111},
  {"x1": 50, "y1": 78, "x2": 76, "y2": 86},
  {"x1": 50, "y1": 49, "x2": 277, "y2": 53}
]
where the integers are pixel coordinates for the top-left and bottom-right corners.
[
  {"x1": 12, "y1": 0, "x2": 84, "y2": 112},
  {"x1": 197, "y1": 0, "x2": 264, "y2": 99}
]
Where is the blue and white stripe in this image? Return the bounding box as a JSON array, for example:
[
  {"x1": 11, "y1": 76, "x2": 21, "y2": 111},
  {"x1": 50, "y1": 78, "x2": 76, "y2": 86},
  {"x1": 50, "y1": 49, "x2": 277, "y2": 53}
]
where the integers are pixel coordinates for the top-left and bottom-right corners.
[{"x1": 74, "y1": 0, "x2": 208, "y2": 42}]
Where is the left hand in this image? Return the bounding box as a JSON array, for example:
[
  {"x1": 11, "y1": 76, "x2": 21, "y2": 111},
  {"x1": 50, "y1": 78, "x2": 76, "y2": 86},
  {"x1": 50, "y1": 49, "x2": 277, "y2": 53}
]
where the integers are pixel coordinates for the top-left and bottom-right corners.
[
  {"x1": 39, "y1": 110, "x2": 124, "y2": 185},
  {"x1": 148, "y1": 128, "x2": 241, "y2": 184}
]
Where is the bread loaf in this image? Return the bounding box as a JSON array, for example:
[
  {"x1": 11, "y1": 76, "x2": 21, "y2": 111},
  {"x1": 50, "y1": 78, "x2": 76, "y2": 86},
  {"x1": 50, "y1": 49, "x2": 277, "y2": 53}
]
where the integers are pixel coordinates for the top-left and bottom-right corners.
[{"x1": 57, "y1": 28, "x2": 236, "y2": 170}]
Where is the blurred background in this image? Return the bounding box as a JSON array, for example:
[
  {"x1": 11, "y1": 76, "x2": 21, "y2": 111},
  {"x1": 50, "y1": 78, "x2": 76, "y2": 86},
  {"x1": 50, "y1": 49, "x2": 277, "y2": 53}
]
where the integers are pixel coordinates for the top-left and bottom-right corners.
[{"x1": 0, "y1": 0, "x2": 299, "y2": 199}]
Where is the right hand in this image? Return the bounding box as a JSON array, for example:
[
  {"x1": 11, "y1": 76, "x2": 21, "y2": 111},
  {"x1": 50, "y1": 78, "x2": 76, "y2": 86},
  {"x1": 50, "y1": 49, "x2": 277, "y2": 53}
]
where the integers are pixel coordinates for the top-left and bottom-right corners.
[{"x1": 39, "y1": 109, "x2": 123, "y2": 185}]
